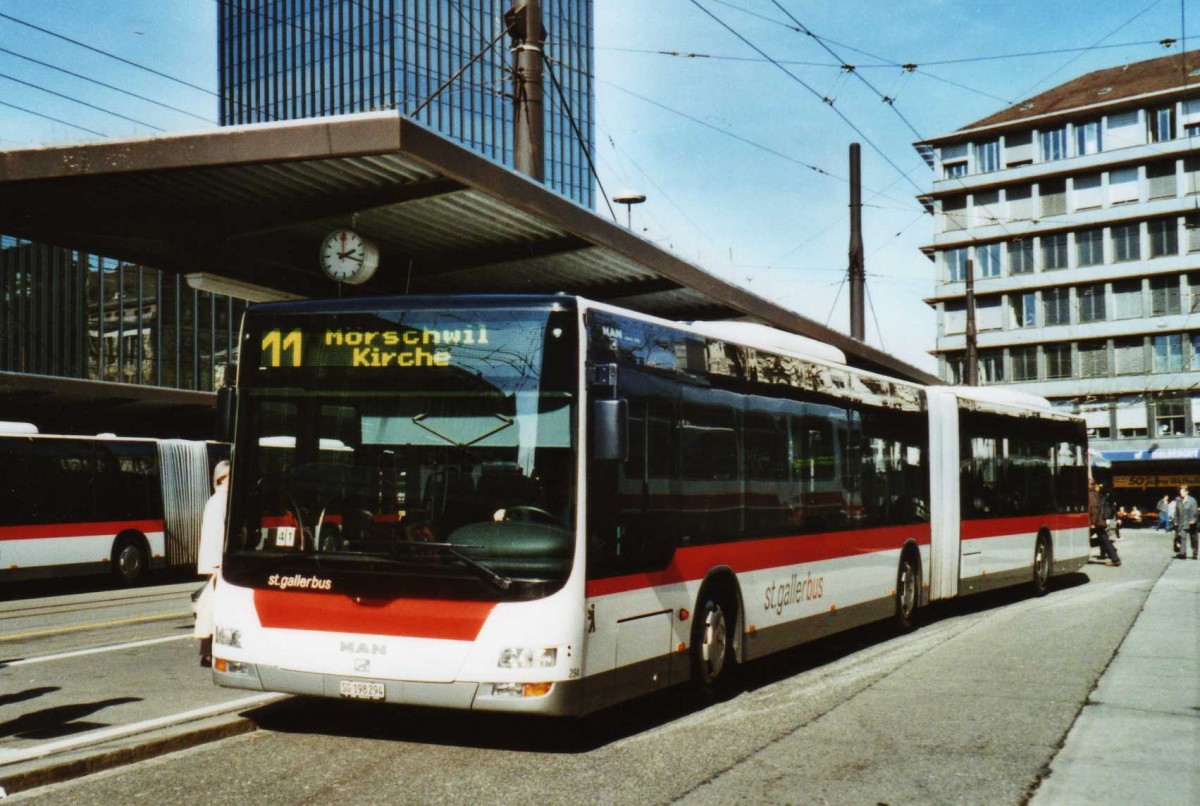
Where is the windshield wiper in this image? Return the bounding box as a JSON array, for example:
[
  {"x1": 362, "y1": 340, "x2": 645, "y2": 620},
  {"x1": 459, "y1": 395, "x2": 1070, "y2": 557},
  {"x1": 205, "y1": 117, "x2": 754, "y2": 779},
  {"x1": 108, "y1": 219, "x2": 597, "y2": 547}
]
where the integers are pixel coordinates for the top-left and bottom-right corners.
[
  {"x1": 411, "y1": 413, "x2": 513, "y2": 448},
  {"x1": 392, "y1": 541, "x2": 512, "y2": 590}
]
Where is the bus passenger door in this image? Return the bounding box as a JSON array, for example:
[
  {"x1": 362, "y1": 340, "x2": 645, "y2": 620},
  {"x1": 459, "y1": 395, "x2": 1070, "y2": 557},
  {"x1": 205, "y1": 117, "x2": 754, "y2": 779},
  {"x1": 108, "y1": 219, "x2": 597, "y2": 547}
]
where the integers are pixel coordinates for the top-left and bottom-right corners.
[{"x1": 926, "y1": 390, "x2": 960, "y2": 600}]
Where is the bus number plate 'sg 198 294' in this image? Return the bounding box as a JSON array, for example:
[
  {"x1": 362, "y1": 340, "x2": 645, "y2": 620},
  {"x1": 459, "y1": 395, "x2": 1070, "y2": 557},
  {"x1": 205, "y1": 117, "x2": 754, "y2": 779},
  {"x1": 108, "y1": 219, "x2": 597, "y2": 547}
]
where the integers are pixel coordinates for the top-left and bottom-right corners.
[{"x1": 339, "y1": 680, "x2": 385, "y2": 700}]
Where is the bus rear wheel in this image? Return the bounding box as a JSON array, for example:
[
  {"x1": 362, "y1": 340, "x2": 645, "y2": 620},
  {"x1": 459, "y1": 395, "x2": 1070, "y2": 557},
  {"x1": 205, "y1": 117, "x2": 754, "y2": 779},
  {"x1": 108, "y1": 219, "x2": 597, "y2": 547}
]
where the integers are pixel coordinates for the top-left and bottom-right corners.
[
  {"x1": 112, "y1": 534, "x2": 149, "y2": 585},
  {"x1": 894, "y1": 551, "x2": 919, "y2": 632},
  {"x1": 1032, "y1": 533, "x2": 1052, "y2": 597},
  {"x1": 690, "y1": 590, "x2": 736, "y2": 697}
]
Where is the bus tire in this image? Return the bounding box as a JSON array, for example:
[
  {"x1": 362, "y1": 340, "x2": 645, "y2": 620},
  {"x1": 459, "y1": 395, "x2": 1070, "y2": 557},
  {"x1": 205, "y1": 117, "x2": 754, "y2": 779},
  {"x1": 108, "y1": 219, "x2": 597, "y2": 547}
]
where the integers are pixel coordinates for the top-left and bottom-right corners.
[
  {"x1": 111, "y1": 533, "x2": 150, "y2": 585},
  {"x1": 1032, "y1": 532, "x2": 1052, "y2": 597},
  {"x1": 894, "y1": 549, "x2": 920, "y2": 632},
  {"x1": 690, "y1": 585, "x2": 737, "y2": 698}
]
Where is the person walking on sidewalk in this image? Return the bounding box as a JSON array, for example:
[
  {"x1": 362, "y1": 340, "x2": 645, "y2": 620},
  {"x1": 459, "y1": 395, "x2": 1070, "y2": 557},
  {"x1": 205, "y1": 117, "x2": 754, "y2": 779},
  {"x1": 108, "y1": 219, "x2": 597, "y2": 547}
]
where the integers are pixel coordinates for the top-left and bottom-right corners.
[
  {"x1": 1156, "y1": 495, "x2": 1170, "y2": 531},
  {"x1": 1173, "y1": 484, "x2": 1199, "y2": 560},
  {"x1": 1089, "y1": 480, "x2": 1121, "y2": 566}
]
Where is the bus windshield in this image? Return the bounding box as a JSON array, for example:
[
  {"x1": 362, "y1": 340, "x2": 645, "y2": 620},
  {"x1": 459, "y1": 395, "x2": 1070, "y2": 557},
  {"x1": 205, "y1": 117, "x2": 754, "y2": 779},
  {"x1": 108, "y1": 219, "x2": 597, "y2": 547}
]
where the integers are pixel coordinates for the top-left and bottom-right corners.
[{"x1": 224, "y1": 303, "x2": 578, "y2": 601}]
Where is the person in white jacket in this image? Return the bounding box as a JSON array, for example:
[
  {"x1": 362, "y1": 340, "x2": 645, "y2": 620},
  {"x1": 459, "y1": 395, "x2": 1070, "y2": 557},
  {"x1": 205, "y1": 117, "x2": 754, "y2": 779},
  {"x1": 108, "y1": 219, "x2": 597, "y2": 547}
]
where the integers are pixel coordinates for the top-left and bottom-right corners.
[{"x1": 194, "y1": 460, "x2": 230, "y2": 667}]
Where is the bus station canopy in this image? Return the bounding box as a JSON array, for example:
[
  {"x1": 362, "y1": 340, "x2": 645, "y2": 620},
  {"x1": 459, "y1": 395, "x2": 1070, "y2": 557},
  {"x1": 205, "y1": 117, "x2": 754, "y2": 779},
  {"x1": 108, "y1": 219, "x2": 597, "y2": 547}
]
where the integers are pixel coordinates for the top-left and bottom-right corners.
[{"x1": 0, "y1": 112, "x2": 936, "y2": 388}]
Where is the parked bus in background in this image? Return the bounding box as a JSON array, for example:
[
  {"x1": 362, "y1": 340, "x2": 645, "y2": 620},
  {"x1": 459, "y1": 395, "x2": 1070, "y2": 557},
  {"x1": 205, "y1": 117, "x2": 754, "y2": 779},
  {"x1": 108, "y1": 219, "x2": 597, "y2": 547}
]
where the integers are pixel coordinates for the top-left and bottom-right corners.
[
  {"x1": 209, "y1": 295, "x2": 1089, "y2": 715},
  {"x1": 0, "y1": 424, "x2": 224, "y2": 584}
]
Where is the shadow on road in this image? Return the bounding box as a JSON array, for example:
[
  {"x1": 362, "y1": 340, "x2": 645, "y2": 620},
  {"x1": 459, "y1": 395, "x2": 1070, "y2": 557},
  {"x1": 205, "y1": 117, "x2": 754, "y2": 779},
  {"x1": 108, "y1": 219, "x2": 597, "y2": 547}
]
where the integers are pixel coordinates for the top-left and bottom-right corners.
[{"x1": 0, "y1": 697, "x2": 141, "y2": 740}]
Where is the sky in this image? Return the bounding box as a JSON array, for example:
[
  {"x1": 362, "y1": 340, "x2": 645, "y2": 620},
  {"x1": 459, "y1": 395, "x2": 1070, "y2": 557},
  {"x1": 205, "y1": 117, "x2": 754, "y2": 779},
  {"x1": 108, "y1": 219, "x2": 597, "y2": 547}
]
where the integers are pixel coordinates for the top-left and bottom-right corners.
[{"x1": 0, "y1": 0, "x2": 1197, "y2": 371}]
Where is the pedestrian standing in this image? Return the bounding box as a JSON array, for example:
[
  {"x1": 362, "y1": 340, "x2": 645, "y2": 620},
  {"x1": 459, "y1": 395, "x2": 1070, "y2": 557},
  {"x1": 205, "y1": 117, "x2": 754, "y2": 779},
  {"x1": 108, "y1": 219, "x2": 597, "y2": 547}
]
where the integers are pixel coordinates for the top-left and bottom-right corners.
[
  {"x1": 1173, "y1": 485, "x2": 1199, "y2": 560},
  {"x1": 1156, "y1": 495, "x2": 1170, "y2": 531},
  {"x1": 1089, "y1": 480, "x2": 1121, "y2": 566},
  {"x1": 195, "y1": 459, "x2": 230, "y2": 667}
]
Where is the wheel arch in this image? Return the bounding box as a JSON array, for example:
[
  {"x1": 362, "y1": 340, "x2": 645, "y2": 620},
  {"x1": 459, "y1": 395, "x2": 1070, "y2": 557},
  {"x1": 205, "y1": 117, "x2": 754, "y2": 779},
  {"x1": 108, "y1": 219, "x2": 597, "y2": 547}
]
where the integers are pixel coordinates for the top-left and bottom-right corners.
[{"x1": 695, "y1": 565, "x2": 745, "y2": 663}]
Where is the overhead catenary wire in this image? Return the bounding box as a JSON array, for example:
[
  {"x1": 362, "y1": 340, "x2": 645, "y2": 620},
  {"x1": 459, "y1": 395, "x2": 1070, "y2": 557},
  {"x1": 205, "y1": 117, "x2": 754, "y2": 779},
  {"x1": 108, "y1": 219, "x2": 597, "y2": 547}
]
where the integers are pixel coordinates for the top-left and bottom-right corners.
[
  {"x1": 0, "y1": 71, "x2": 164, "y2": 131},
  {"x1": 0, "y1": 99, "x2": 105, "y2": 137},
  {"x1": 685, "y1": 0, "x2": 926, "y2": 195},
  {"x1": 543, "y1": 57, "x2": 618, "y2": 222}
]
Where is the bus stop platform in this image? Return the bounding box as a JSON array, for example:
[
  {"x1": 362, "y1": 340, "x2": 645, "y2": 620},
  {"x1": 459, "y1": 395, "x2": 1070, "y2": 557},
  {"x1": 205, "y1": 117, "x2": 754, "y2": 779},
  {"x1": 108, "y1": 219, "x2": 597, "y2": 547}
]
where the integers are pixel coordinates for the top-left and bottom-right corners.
[{"x1": 1030, "y1": 551, "x2": 1200, "y2": 806}]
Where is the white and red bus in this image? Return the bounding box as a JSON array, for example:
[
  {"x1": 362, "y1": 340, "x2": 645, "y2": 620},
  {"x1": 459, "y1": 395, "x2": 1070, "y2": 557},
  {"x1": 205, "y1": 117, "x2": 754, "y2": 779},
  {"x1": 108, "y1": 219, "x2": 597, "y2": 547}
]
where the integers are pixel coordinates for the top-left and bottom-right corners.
[
  {"x1": 0, "y1": 427, "x2": 222, "y2": 584},
  {"x1": 210, "y1": 295, "x2": 1089, "y2": 715}
]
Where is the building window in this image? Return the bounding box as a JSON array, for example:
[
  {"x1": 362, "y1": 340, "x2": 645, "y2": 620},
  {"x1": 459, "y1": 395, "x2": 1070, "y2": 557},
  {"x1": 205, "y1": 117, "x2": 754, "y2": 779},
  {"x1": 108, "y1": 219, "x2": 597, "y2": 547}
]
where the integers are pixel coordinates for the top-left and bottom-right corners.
[
  {"x1": 975, "y1": 139, "x2": 1000, "y2": 173},
  {"x1": 1149, "y1": 106, "x2": 1176, "y2": 142},
  {"x1": 943, "y1": 300, "x2": 966, "y2": 335},
  {"x1": 1186, "y1": 156, "x2": 1200, "y2": 194},
  {"x1": 1007, "y1": 185, "x2": 1033, "y2": 220},
  {"x1": 1106, "y1": 110, "x2": 1142, "y2": 149},
  {"x1": 1151, "y1": 275, "x2": 1181, "y2": 316},
  {"x1": 1078, "y1": 283, "x2": 1106, "y2": 322},
  {"x1": 1039, "y1": 126, "x2": 1068, "y2": 161},
  {"x1": 1147, "y1": 160, "x2": 1177, "y2": 199},
  {"x1": 1117, "y1": 401, "x2": 1148, "y2": 439},
  {"x1": 1154, "y1": 398, "x2": 1188, "y2": 436},
  {"x1": 1076, "y1": 228, "x2": 1104, "y2": 266},
  {"x1": 1011, "y1": 346, "x2": 1038, "y2": 381},
  {"x1": 1154, "y1": 334, "x2": 1184, "y2": 373},
  {"x1": 1040, "y1": 178, "x2": 1066, "y2": 216},
  {"x1": 1042, "y1": 232, "x2": 1068, "y2": 270},
  {"x1": 944, "y1": 161, "x2": 968, "y2": 179},
  {"x1": 1113, "y1": 279, "x2": 1144, "y2": 319},
  {"x1": 977, "y1": 242, "x2": 1002, "y2": 278},
  {"x1": 979, "y1": 350, "x2": 1004, "y2": 384},
  {"x1": 1187, "y1": 214, "x2": 1200, "y2": 252},
  {"x1": 1045, "y1": 344, "x2": 1072, "y2": 379},
  {"x1": 1189, "y1": 274, "x2": 1200, "y2": 313},
  {"x1": 1149, "y1": 218, "x2": 1179, "y2": 257},
  {"x1": 942, "y1": 196, "x2": 967, "y2": 232},
  {"x1": 1108, "y1": 166, "x2": 1139, "y2": 204},
  {"x1": 1005, "y1": 131, "x2": 1034, "y2": 167},
  {"x1": 944, "y1": 354, "x2": 964, "y2": 384},
  {"x1": 1192, "y1": 333, "x2": 1200, "y2": 369},
  {"x1": 1044, "y1": 287, "x2": 1071, "y2": 326},
  {"x1": 1008, "y1": 239, "x2": 1034, "y2": 274},
  {"x1": 1012, "y1": 292, "x2": 1037, "y2": 328},
  {"x1": 973, "y1": 190, "x2": 1001, "y2": 227},
  {"x1": 945, "y1": 247, "x2": 968, "y2": 282},
  {"x1": 1112, "y1": 222, "x2": 1141, "y2": 262},
  {"x1": 1078, "y1": 342, "x2": 1109, "y2": 377},
  {"x1": 1114, "y1": 338, "x2": 1145, "y2": 374},
  {"x1": 1073, "y1": 173, "x2": 1102, "y2": 209},
  {"x1": 1075, "y1": 120, "x2": 1102, "y2": 155}
]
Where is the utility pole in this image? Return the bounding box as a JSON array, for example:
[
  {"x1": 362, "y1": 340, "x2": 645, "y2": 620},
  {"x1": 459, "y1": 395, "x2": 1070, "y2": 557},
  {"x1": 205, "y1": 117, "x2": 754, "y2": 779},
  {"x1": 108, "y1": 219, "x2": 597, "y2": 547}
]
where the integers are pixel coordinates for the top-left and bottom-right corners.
[
  {"x1": 848, "y1": 143, "x2": 865, "y2": 341},
  {"x1": 964, "y1": 257, "x2": 979, "y2": 386},
  {"x1": 507, "y1": 0, "x2": 544, "y2": 182}
]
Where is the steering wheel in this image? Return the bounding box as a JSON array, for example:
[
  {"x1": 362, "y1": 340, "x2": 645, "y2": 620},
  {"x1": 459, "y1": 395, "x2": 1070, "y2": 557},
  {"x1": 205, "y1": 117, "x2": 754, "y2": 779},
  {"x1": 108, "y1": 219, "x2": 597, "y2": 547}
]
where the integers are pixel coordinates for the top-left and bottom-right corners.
[{"x1": 501, "y1": 505, "x2": 557, "y2": 524}]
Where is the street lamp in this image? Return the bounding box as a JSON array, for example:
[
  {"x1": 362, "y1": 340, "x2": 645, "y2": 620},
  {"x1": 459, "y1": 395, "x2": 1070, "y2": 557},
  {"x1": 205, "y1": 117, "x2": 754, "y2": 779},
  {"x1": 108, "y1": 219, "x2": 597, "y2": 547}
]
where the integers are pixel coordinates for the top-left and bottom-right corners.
[{"x1": 612, "y1": 190, "x2": 646, "y2": 229}]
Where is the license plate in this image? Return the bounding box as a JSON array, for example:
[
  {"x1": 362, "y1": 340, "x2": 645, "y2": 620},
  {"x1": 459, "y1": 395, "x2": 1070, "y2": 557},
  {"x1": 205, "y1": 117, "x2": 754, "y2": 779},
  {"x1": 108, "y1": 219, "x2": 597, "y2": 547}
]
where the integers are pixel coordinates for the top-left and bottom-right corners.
[{"x1": 339, "y1": 680, "x2": 385, "y2": 700}]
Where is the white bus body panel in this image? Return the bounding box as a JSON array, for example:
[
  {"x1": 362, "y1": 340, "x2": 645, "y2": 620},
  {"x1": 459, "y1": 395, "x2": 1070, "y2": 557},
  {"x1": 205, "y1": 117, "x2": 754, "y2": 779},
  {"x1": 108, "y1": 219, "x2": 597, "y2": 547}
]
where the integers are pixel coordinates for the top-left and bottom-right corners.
[
  {"x1": 926, "y1": 389, "x2": 960, "y2": 601},
  {"x1": 0, "y1": 528, "x2": 165, "y2": 572}
]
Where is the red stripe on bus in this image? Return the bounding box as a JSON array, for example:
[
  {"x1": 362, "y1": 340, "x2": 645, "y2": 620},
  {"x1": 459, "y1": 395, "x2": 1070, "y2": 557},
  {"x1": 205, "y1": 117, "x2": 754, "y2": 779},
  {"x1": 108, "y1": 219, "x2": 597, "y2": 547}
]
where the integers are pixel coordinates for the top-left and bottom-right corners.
[
  {"x1": 586, "y1": 523, "x2": 932, "y2": 598},
  {"x1": 253, "y1": 589, "x2": 497, "y2": 641},
  {"x1": 960, "y1": 512, "x2": 1088, "y2": 540},
  {"x1": 0, "y1": 519, "x2": 165, "y2": 541}
]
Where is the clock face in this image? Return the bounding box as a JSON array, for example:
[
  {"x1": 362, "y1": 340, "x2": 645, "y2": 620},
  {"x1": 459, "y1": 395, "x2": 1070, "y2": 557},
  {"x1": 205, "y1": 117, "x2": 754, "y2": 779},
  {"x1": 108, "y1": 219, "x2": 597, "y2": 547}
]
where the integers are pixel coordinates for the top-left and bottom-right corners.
[{"x1": 319, "y1": 229, "x2": 379, "y2": 285}]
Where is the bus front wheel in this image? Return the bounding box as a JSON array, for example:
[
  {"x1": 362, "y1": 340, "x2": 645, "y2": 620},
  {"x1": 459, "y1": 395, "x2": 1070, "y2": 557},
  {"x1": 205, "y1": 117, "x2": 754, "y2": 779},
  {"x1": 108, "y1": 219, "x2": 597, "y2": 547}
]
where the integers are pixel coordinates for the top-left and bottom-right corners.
[
  {"x1": 690, "y1": 588, "x2": 737, "y2": 697},
  {"x1": 112, "y1": 534, "x2": 149, "y2": 585}
]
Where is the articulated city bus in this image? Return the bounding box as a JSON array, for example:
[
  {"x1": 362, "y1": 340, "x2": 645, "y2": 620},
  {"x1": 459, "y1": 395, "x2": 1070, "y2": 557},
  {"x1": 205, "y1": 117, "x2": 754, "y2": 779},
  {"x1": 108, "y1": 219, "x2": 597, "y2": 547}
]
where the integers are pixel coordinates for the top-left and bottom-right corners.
[
  {"x1": 0, "y1": 427, "x2": 222, "y2": 584},
  {"x1": 210, "y1": 295, "x2": 1089, "y2": 715}
]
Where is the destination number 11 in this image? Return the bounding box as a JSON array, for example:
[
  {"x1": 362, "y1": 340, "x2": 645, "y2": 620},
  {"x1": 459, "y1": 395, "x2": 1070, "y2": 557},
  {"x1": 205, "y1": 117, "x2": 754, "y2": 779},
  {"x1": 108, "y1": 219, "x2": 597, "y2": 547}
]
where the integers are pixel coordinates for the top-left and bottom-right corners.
[{"x1": 262, "y1": 329, "x2": 303, "y2": 367}]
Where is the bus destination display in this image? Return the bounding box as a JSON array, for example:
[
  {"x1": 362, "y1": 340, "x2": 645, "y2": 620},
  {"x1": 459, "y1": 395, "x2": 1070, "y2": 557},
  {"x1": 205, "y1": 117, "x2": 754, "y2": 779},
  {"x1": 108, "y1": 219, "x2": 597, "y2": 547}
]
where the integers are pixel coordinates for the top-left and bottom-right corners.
[{"x1": 258, "y1": 325, "x2": 492, "y2": 370}]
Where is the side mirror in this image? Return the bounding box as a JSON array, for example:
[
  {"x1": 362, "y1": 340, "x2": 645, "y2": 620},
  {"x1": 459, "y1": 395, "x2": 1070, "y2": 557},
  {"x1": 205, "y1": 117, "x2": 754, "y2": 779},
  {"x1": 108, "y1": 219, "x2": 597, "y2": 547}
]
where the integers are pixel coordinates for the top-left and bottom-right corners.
[
  {"x1": 215, "y1": 385, "x2": 237, "y2": 444},
  {"x1": 592, "y1": 398, "x2": 628, "y2": 462}
]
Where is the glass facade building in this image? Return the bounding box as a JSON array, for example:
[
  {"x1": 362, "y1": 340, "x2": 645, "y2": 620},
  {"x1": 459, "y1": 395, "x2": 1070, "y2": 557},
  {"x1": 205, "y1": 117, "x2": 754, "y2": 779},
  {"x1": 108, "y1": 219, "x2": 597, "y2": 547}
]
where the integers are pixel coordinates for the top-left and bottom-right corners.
[
  {"x1": 0, "y1": 236, "x2": 248, "y2": 392},
  {"x1": 217, "y1": 0, "x2": 595, "y2": 206}
]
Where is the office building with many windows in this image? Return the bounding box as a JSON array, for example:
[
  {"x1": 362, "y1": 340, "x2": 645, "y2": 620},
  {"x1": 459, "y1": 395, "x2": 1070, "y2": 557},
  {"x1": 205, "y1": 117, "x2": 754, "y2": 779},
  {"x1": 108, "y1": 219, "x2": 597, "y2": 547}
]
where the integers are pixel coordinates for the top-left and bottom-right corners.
[
  {"x1": 916, "y1": 51, "x2": 1200, "y2": 493},
  {"x1": 218, "y1": 0, "x2": 595, "y2": 206}
]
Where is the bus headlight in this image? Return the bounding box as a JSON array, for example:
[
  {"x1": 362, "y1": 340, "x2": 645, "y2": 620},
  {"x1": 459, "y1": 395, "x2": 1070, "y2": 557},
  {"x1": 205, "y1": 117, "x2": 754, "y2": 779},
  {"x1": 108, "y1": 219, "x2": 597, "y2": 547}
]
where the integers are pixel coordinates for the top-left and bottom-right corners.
[
  {"x1": 214, "y1": 625, "x2": 242, "y2": 648},
  {"x1": 497, "y1": 647, "x2": 557, "y2": 669}
]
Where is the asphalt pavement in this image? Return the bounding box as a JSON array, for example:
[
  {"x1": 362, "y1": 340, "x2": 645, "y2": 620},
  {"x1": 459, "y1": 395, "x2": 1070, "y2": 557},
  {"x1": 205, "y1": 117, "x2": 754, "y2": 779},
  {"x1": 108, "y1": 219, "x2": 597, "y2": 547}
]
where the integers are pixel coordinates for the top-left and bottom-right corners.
[{"x1": 1, "y1": 532, "x2": 1197, "y2": 803}]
